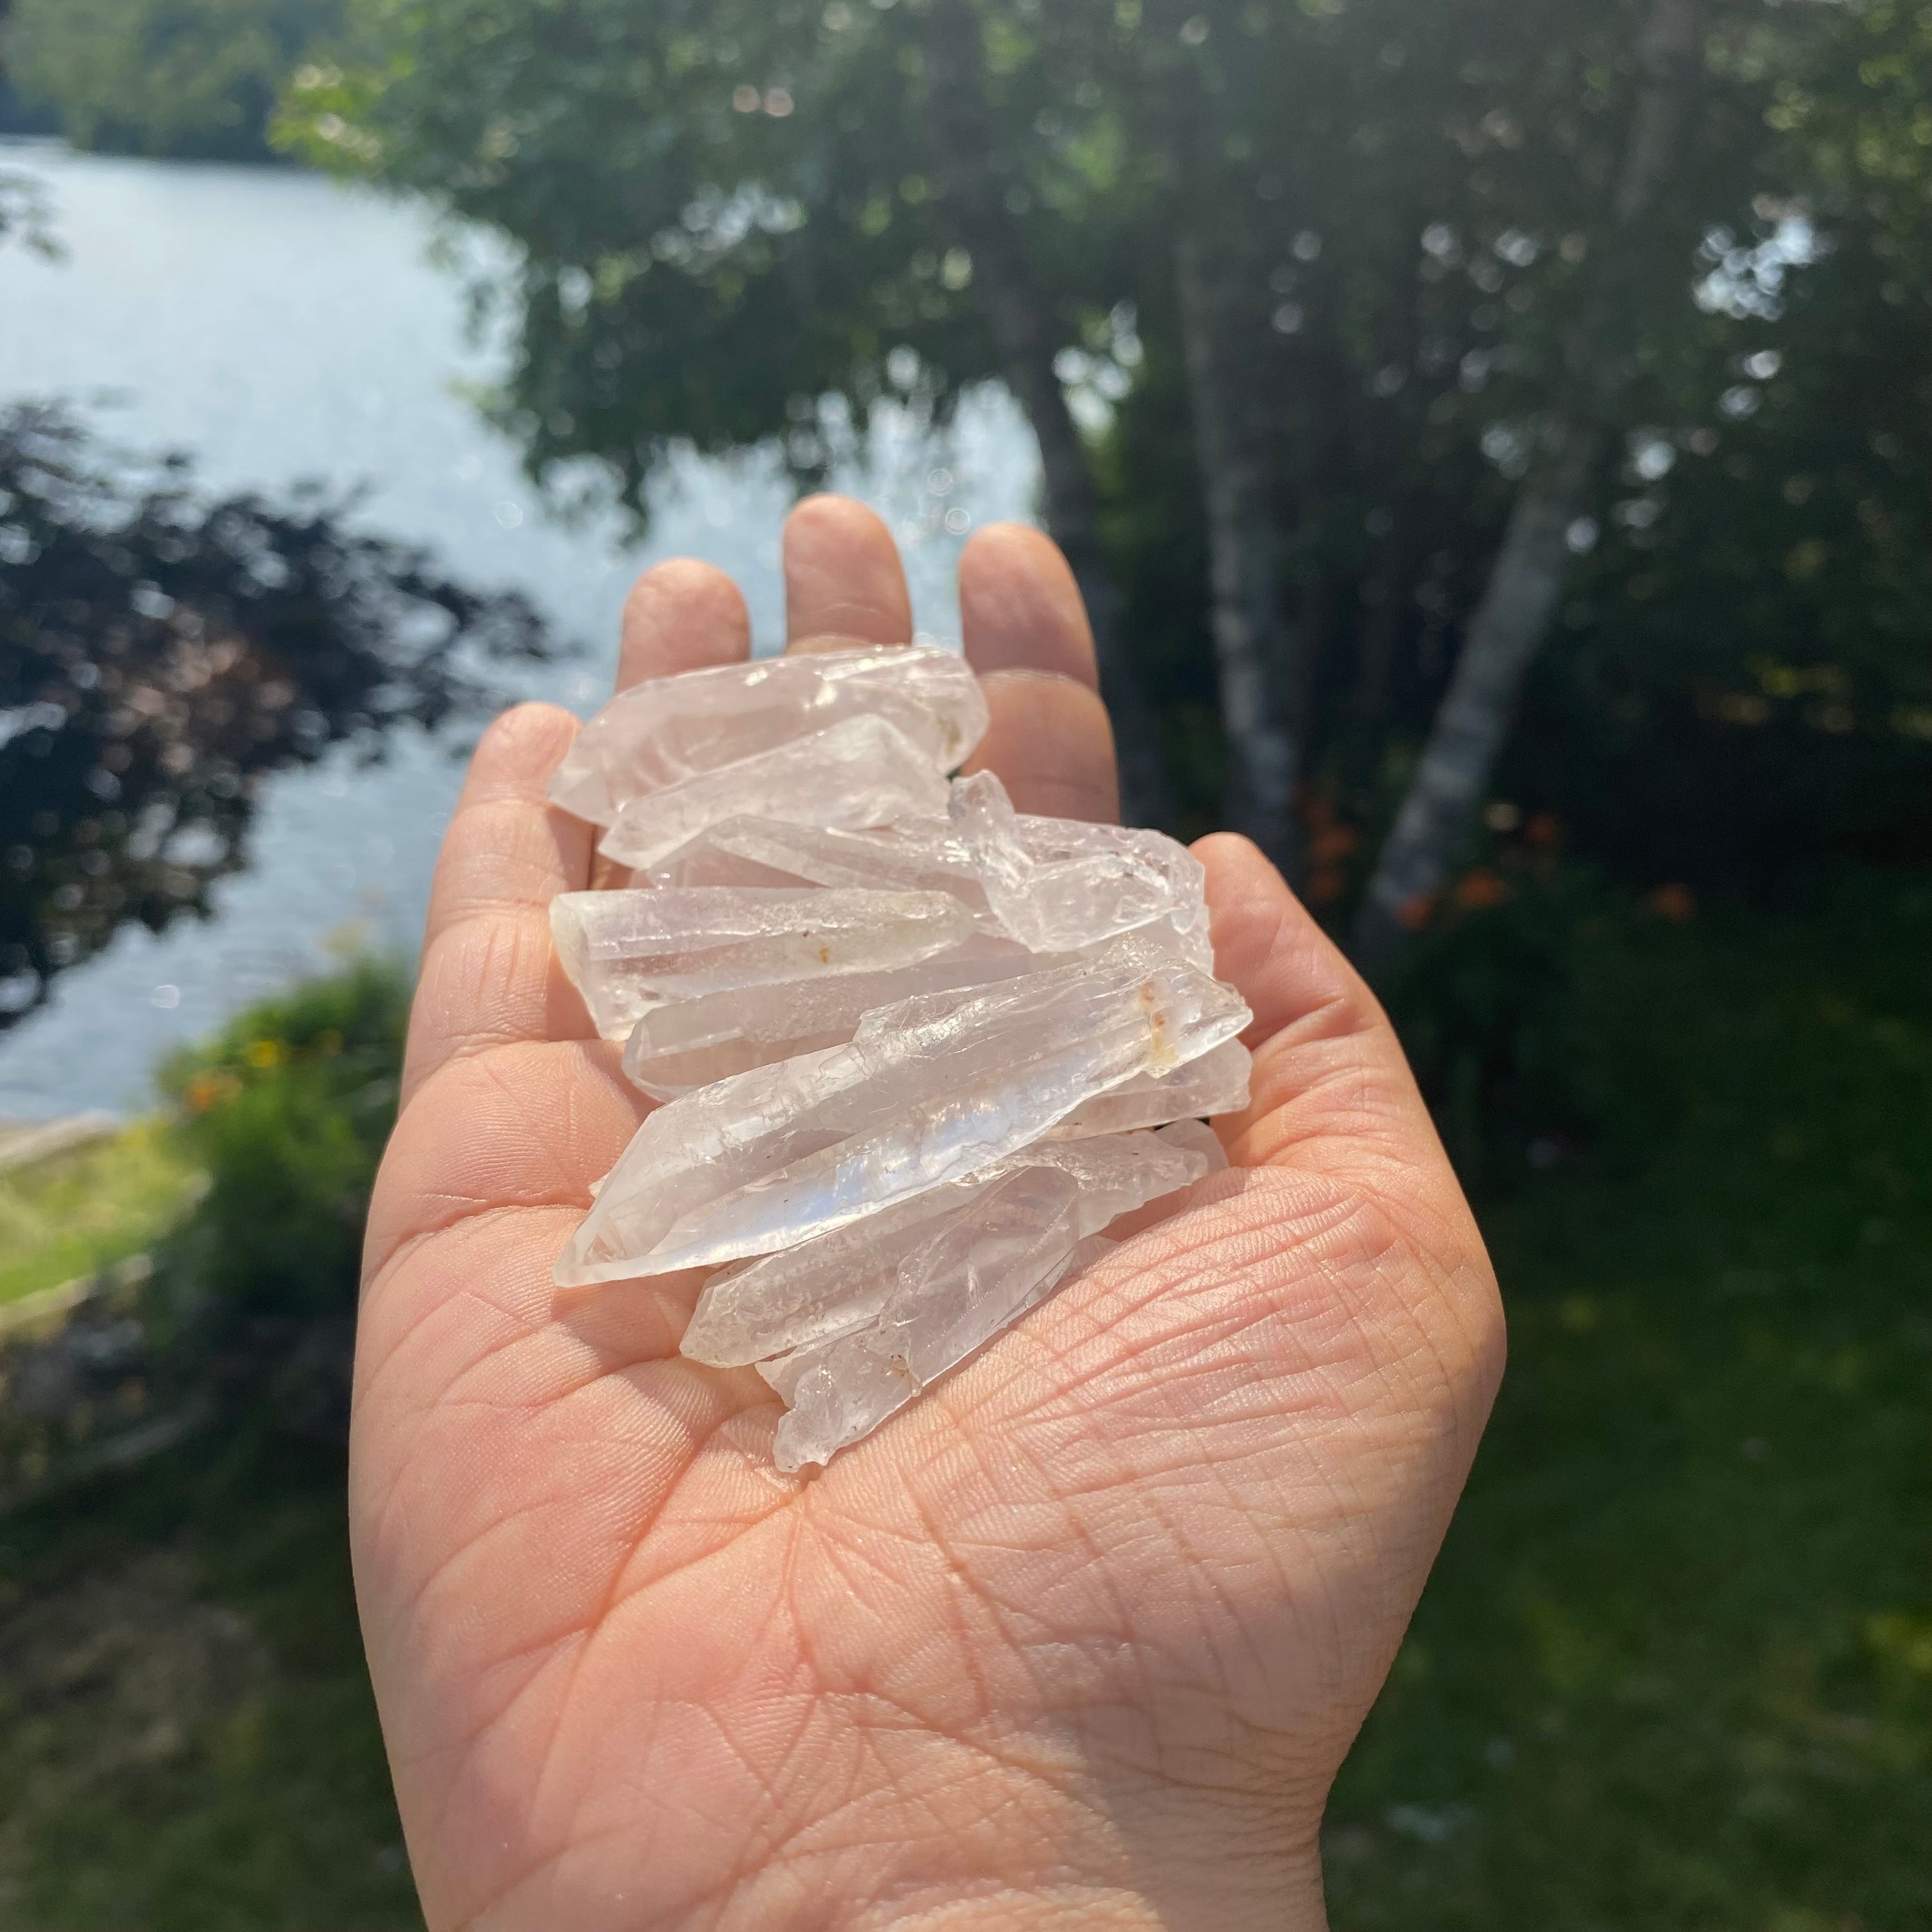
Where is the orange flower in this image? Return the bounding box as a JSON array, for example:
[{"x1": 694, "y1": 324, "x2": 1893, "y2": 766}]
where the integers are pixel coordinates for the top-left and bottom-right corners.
[
  {"x1": 184, "y1": 1071, "x2": 240, "y2": 1115},
  {"x1": 1454, "y1": 868, "x2": 1512, "y2": 911},
  {"x1": 1308, "y1": 824, "x2": 1362, "y2": 866},
  {"x1": 1647, "y1": 882, "x2": 1698, "y2": 923},
  {"x1": 1396, "y1": 891, "x2": 1438, "y2": 931}
]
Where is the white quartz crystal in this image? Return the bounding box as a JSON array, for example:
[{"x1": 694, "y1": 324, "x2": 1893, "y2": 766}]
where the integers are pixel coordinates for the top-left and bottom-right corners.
[
  {"x1": 649, "y1": 814, "x2": 995, "y2": 920},
  {"x1": 553, "y1": 941, "x2": 1250, "y2": 1285},
  {"x1": 683, "y1": 1126, "x2": 1219, "y2": 1367},
  {"x1": 550, "y1": 645, "x2": 988, "y2": 826},
  {"x1": 952, "y1": 770, "x2": 1213, "y2": 966},
  {"x1": 597, "y1": 715, "x2": 951, "y2": 870},
  {"x1": 1055, "y1": 1036, "x2": 1253, "y2": 1137},
  {"x1": 620, "y1": 931, "x2": 1037, "y2": 1097},
  {"x1": 551, "y1": 886, "x2": 974, "y2": 1038}
]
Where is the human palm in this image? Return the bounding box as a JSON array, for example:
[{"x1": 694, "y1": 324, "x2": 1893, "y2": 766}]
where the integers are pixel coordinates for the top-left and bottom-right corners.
[{"x1": 355, "y1": 499, "x2": 1503, "y2": 1931}]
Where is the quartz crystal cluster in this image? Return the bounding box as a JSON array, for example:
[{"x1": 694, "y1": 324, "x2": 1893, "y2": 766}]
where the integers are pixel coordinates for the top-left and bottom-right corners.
[{"x1": 546, "y1": 646, "x2": 1253, "y2": 1470}]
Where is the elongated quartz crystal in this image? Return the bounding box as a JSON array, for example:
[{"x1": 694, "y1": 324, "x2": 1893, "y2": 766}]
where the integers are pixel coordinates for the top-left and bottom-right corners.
[
  {"x1": 597, "y1": 715, "x2": 951, "y2": 870},
  {"x1": 649, "y1": 814, "x2": 995, "y2": 920},
  {"x1": 1055, "y1": 1036, "x2": 1253, "y2": 1137},
  {"x1": 683, "y1": 1124, "x2": 1221, "y2": 1367},
  {"x1": 620, "y1": 931, "x2": 1036, "y2": 1097},
  {"x1": 553, "y1": 942, "x2": 1250, "y2": 1284},
  {"x1": 757, "y1": 1124, "x2": 1223, "y2": 1471},
  {"x1": 550, "y1": 645, "x2": 989, "y2": 826},
  {"x1": 551, "y1": 886, "x2": 974, "y2": 1038}
]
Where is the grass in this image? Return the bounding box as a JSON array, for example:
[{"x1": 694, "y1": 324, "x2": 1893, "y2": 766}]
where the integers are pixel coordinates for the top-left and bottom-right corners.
[
  {"x1": 0, "y1": 1425, "x2": 420, "y2": 1931},
  {"x1": 0, "y1": 1122, "x2": 202, "y2": 1309},
  {"x1": 0, "y1": 871, "x2": 1924, "y2": 1926},
  {"x1": 1327, "y1": 867, "x2": 1932, "y2": 1930}
]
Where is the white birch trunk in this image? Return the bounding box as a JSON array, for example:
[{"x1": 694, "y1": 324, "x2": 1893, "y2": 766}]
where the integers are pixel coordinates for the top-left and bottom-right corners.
[{"x1": 1352, "y1": 0, "x2": 1705, "y2": 971}]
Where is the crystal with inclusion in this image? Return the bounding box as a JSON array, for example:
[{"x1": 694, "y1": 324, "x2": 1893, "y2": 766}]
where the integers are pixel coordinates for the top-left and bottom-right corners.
[
  {"x1": 951, "y1": 770, "x2": 1213, "y2": 967},
  {"x1": 549, "y1": 645, "x2": 989, "y2": 826},
  {"x1": 761, "y1": 1165, "x2": 1083, "y2": 1471},
  {"x1": 683, "y1": 1124, "x2": 1223, "y2": 1367},
  {"x1": 1054, "y1": 1036, "x2": 1253, "y2": 1137},
  {"x1": 757, "y1": 1127, "x2": 1220, "y2": 1471},
  {"x1": 597, "y1": 715, "x2": 950, "y2": 870},
  {"x1": 552, "y1": 942, "x2": 1251, "y2": 1285},
  {"x1": 549, "y1": 886, "x2": 976, "y2": 1039},
  {"x1": 618, "y1": 913, "x2": 1219, "y2": 1099},
  {"x1": 620, "y1": 931, "x2": 1035, "y2": 1097}
]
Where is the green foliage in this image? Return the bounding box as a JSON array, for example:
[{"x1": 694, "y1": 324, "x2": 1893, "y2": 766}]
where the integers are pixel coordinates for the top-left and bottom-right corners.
[
  {"x1": 0, "y1": 404, "x2": 548, "y2": 1024},
  {"x1": 283, "y1": 0, "x2": 1932, "y2": 909},
  {"x1": 3, "y1": 0, "x2": 344, "y2": 160},
  {"x1": 158, "y1": 958, "x2": 407, "y2": 1325}
]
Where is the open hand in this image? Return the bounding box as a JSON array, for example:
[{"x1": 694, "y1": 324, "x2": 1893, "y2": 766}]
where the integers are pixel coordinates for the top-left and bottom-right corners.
[{"x1": 354, "y1": 498, "x2": 1504, "y2": 1930}]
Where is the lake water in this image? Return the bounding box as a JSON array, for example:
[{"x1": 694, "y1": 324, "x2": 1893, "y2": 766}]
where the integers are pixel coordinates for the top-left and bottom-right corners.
[{"x1": 0, "y1": 145, "x2": 1039, "y2": 1117}]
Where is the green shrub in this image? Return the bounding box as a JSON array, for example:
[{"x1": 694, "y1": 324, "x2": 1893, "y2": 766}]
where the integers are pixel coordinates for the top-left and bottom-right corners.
[
  {"x1": 158, "y1": 958, "x2": 407, "y2": 1325},
  {"x1": 1382, "y1": 855, "x2": 1667, "y2": 1189}
]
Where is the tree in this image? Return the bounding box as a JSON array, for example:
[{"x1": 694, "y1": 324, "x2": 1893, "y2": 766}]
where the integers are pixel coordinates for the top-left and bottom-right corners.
[
  {"x1": 0, "y1": 403, "x2": 548, "y2": 1025},
  {"x1": 287, "y1": 0, "x2": 1932, "y2": 958},
  {"x1": 2, "y1": 0, "x2": 342, "y2": 159}
]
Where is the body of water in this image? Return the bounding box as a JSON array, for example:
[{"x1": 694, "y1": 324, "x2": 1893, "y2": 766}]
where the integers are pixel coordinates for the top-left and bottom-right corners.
[{"x1": 0, "y1": 144, "x2": 1038, "y2": 1115}]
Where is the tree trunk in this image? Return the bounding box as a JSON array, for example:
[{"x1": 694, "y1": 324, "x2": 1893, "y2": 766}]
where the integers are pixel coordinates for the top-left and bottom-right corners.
[
  {"x1": 923, "y1": 1, "x2": 1173, "y2": 828},
  {"x1": 1175, "y1": 231, "x2": 1301, "y2": 873},
  {"x1": 1350, "y1": 0, "x2": 1705, "y2": 973},
  {"x1": 1350, "y1": 427, "x2": 1598, "y2": 971}
]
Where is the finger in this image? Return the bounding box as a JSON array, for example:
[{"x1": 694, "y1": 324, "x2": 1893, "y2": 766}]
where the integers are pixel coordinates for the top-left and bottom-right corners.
[
  {"x1": 963, "y1": 672, "x2": 1118, "y2": 823},
  {"x1": 782, "y1": 495, "x2": 913, "y2": 647},
  {"x1": 958, "y1": 522, "x2": 1101, "y2": 690},
  {"x1": 403, "y1": 703, "x2": 594, "y2": 1108},
  {"x1": 958, "y1": 522, "x2": 1117, "y2": 822},
  {"x1": 1194, "y1": 833, "x2": 1454, "y2": 1197},
  {"x1": 616, "y1": 557, "x2": 752, "y2": 690}
]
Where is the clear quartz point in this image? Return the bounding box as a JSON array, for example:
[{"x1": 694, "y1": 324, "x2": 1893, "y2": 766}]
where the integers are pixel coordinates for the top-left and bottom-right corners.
[
  {"x1": 951, "y1": 770, "x2": 1213, "y2": 966},
  {"x1": 647, "y1": 814, "x2": 991, "y2": 916},
  {"x1": 620, "y1": 931, "x2": 1037, "y2": 1098},
  {"x1": 760, "y1": 1163, "x2": 1083, "y2": 1472},
  {"x1": 552, "y1": 940, "x2": 1251, "y2": 1285},
  {"x1": 683, "y1": 1126, "x2": 1220, "y2": 1367},
  {"x1": 596, "y1": 714, "x2": 951, "y2": 870},
  {"x1": 549, "y1": 645, "x2": 989, "y2": 826},
  {"x1": 1054, "y1": 1036, "x2": 1253, "y2": 1137},
  {"x1": 551, "y1": 886, "x2": 975, "y2": 1038}
]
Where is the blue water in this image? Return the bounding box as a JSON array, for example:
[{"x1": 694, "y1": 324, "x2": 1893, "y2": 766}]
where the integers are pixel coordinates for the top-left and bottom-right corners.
[{"x1": 0, "y1": 145, "x2": 1039, "y2": 1115}]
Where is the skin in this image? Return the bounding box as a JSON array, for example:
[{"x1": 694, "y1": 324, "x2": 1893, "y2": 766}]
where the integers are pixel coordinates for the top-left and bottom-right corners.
[{"x1": 356, "y1": 498, "x2": 1506, "y2": 1931}]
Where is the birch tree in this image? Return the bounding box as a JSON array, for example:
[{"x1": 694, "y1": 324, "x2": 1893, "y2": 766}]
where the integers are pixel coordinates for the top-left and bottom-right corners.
[{"x1": 1350, "y1": 0, "x2": 1710, "y2": 969}]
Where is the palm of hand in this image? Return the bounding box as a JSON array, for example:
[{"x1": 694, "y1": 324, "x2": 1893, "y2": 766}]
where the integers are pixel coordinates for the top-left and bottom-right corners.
[{"x1": 354, "y1": 502, "x2": 1502, "y2": 1931}]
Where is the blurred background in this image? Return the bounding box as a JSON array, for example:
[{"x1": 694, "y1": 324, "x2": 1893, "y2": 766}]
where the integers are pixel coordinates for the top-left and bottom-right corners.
[{"x1": 0, "y1": 0, "x2": 1926, "y2": 1924}]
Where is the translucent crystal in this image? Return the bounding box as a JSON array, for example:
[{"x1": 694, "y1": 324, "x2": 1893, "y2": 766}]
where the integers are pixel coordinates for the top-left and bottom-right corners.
[
  {"x1": 1054, "y1": 1036, "x2": 1253, "y2": 1137},
  {"x1": 551, "y1": 886, "x2": 976, "y2": 1039},
  {"x1": 648, "y1": 814, "x2": 994, "y2": 920},
  {"x1": 597, "y1": 715, "x2": 951, "y2": 871},
  {"x1": 761, "y1": 1163, "x2": 1081, "y2": 1471},
  {"x1": 620, "y1": 932, "x2": 1037, "y2": 1098},
  {"x1": 550, "y1": 645, "x2": 989, "y2": 826},
  {"x1": 683, "y1": 1125, "x2": 1219, "y2": 1367},
  {"x1": 951, "y1": 770, "x2": 1213, "y2": 966},
  {"x1": 756, "y1": 1137, "x2": 1206, "y2": 1471},
  {"x1": 553, "y1": 942, "x2": 1251, "y2": 1285}
]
